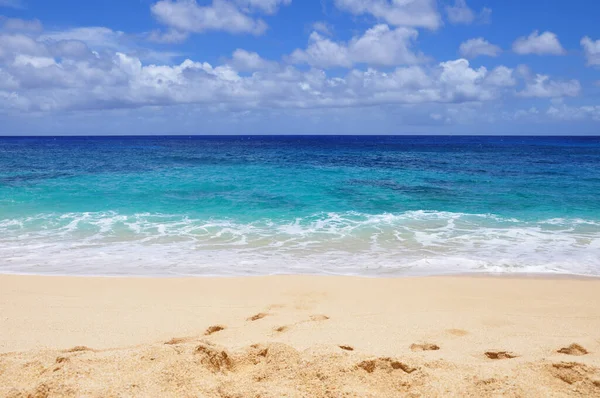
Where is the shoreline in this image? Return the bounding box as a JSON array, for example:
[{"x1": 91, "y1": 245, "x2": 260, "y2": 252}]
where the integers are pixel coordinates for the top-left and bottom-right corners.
[
  {"x1": 2, "y1": 270, "x2": 599, "y2": 280},
  {"x1": 2, "y1": 273, "x2": 600, "y2": 396}
]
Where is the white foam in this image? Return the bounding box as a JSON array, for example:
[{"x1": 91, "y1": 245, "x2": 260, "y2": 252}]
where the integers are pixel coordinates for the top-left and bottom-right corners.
[{"x1": 0, "y1": 211, "x2": 599, "y2": 277}]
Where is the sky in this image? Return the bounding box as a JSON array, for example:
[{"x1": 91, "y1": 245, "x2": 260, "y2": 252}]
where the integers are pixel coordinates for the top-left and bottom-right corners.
[{"x1": 0, "y1": 0, "x2": 599, "y2": 135}]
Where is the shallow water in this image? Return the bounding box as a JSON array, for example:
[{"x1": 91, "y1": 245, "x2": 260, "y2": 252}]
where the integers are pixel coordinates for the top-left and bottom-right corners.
[{"x1": 1, "y1": 135, "x2": 599, "y2": 276}]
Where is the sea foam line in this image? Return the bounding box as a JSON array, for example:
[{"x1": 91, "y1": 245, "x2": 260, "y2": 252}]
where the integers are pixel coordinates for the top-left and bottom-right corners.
[{"x1": 1, "y1": 210, "x2": 599, "y2": 277}]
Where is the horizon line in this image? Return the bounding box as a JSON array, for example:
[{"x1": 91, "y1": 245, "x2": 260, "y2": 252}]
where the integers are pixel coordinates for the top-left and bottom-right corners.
[{"x1": 1, "y1": 134, "x2": 599, "y2": 138}]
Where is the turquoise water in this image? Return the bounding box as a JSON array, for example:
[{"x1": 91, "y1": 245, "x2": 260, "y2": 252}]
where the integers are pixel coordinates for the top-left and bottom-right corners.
[{"x1": 1, "y1": 136, "x2": 599, "y2": 276}]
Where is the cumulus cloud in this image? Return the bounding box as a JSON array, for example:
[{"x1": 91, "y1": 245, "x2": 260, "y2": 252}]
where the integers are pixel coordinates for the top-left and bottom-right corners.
[
  {"x1": 333, "y1": 0, "x2": 441, "y2": 30},
  {"x1": 150, "y1": 0, "x2": 267, "y2": 36},
  {"x1": 581, "y1": 36, "x2": 600, "y2": 67},
  {"x1": 229, "y1": 48, "x2": 276, "y2": 70},
  {"x1": 149, "y1": 0, "x2": 292, "y2": 40},
  {"x1": 0, "y1": 20, "x2": 578, "y2": 130},
  {"x1": 513, "y1": 31, "x2": 565, "y2": 55},
  {"x1": 290, "y1": 24, "x2": 424, "y2": 68},
  {"x1": 289, "y1": 32, "x2": 351, "y2": 68},
  {"x1": 445, "y1": 0, "x2": 490, "y2": 25},
  {"x1": 518, "y1": 74, "x2": 580, "y2": 98},
  {"x1": 0, "y1": 26, "x2": 518, "y2": 114},
  {"x1": 459, "y1": 38, "x2": 501, "y2": 58},
  {"x1": 434, "y1": 59, "x2": 515, "y2": 102}
]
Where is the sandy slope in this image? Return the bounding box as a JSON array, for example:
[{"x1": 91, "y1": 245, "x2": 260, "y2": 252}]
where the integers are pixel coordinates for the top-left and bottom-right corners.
[{"x1": 1, "y1": 275, "x2": 600, "y2": 397}]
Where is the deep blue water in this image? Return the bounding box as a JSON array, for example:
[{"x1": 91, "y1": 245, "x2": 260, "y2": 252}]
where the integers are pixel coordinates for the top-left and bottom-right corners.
[{"x1": 1, "y1": 135, "x2": 599, "y2": 276}]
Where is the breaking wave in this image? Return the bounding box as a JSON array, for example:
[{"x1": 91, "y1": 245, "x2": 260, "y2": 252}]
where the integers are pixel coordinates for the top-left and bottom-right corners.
[{"x1": 1, "y1": 211, "x2": 599, "y2": 277}]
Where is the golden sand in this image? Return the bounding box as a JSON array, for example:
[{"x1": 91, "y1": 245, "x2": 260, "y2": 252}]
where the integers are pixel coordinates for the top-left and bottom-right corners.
[{"x1": 1, "y1": 275, "x2": 600, "y2": 397}]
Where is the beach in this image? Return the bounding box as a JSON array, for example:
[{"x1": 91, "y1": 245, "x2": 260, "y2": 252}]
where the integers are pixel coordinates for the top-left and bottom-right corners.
[{"x1": 1, "y1": 274, "x2": 600, "y2": 397}]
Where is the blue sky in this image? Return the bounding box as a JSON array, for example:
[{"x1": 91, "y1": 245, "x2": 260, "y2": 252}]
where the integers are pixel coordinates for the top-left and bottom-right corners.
[{"x1": 0, "y1": 0, "x2": 599, "y2": 135}]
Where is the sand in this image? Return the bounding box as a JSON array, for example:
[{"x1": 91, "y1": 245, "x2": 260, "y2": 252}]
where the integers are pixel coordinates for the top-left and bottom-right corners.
[{"x1": 1, "y1": 274, "x2": 600, "y2": 397}]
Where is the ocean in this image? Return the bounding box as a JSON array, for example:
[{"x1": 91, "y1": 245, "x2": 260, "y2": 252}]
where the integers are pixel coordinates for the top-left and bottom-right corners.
[{"x1": 1, "y1": 135, "x2": 599, "y2": 277}]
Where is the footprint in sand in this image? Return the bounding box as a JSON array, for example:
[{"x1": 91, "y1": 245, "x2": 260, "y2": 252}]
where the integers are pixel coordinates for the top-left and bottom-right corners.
[
  {"x1": 557, "y1": 343, "x2": 589, "y2": 356},
  {"x1": 195, "y1": 344, "x2": 233, "y2": 373},
  {"x1": 550, "y1": 362, "x2": 600, "y2": 388},
  {"x1": 205, "y1": 325, "x2": 226, "y2": 336},
  {"x1": 410, "y1": 343, "x2": 440, "y2": 352},
  {"x1": 247, "y1": 313, "x2": 269, "y2": 322},
  {"x1": 64, "y1": 346, "x2": 94, "y2": 353},
  {"x1": 273, "y1": 314, "x2": 329, "y2": 334},
  {"x1": 485, "y1": 351, "x2": 518, "y2": 360},
  {"x1": 358, "y1": 358, "x2": 417, "y2": 374},
  {"x1": 446, "y1": 329, "x2": 469, "y2": 337},
  {"x1": 165, "y1": 337, "x2": 193, "y2": 345}
]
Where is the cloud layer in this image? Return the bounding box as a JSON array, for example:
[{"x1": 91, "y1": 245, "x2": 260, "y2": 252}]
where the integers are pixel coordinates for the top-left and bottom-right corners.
[
  {"x1": 0, "y1": 23, "x2": 537, "y2": 114},
  {"x1": 0, "y1": 0, "x2": 598, "y2": 134}
]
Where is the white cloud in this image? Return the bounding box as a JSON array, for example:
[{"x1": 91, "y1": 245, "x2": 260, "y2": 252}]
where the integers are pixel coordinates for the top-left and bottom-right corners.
[
  {"x1": 235, "y1": 0, "x2": 291, "y2": 14},
  {"x1": 0, "y1": 33, "x2": 47, "y2": 60},
  {"x1": 13, "y1": 54, "x2": 56, "y2": 68},
  {"x1": 350, "y1": 25, "x2": 422, "y2": 65},
  {"x1": 581, "y1": 36, "x2": 600, "y2": 67},
  {"x1": 290, "y1": 32, "x2": 351, "y2": 68},
  {"x1": 311, "y1": 21, "x2": 333, "y2": 36},
  {"x1": 147, "y1": 29, "x2": 189, "y2": 44},
  {"x1": 333, "y1": 0, "x2": 441, "y2": 30},
  {"x1": 0, "y1": 30, "x2": 519, "y2": 114},
  {"x1": 50, "y1": 40, "x2": 93, "y2": 59},
  {"x1": 0, "y1": 16, "x2": 42, "y2": 32},
  {"x1": 514, "y1": 64, "x2": 531, "y2": 79},
  {"x1": 37, "y1": 27, "x2": 180, "y2": 64},
  {"x1": 290, "y1": 24, "x2": 423, "y2": 68},
  {"x1": 229, "y1": 49, "x2": 275, "y2": 70},
  {"x1": 446, "y1": 0, "x2": 474, "y2": 24},
  {"x1": 435, "y1": 59, "x2": 514, "y2": 102},
  {"x1": 0, "y1": 23, "x2": 577, "y2": 126},
  {"x1": 485, "y1": 66, "x2": 516, "y2": 87},
  {"x1": 39, "y1": 27, "x2": 125, "y2": 51},
  {"x1": 513, "y1": 31, "x2": 565, "y2": 55},
  {"x1": 150, "y1": 0, "x2": 273, "y2": 39},
  {"x1": 518, "y1": 74, "x2": 580, "y2": 98},
  {"x1": 459, "y1": 38, "x2": 501, "y2": 58},
  {"x1": 547, "y1": 104, "x2": 600, "y2": 121},
  {"x1": 445, "y1": 0, "x2": 490, "y2": 25},
  {"x1": 513, "y1": 107, "x2": 540, "y2": 120}
]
